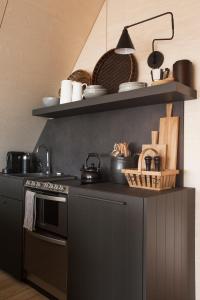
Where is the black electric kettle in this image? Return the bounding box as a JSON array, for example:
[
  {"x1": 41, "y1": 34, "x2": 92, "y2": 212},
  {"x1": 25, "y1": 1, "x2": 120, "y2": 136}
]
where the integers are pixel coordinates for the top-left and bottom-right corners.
[{"x1": 81, "y1": 153, "x2": 102, "y2": 184}]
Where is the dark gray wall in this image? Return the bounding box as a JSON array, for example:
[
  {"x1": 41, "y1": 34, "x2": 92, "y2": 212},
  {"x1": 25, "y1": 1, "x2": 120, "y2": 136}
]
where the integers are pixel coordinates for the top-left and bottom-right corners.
[{"x1": 35, "y1": 102, "x2": 184, "y2": 184}]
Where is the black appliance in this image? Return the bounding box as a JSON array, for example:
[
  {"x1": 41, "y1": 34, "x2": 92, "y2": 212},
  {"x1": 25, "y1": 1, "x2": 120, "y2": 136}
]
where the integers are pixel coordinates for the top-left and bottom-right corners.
[
  {"x1": 22, "y1": 153, "x2": 31, "y2": 174},
  {"x1": 80, "y1": 153, "x2": 102, "y2": 184},
  {"x1": 3, "y1": 151, "x2": 25, "y2": 174},
  {"x1": 24, "y1": 176, "x2": 76, "y2": 300}
]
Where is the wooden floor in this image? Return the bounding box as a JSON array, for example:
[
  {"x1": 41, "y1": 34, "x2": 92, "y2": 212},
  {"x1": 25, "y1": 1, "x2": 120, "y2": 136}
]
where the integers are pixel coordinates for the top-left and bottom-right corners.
[{"x1": 0, "y1": 271, "x2": 48, "y2": 300}]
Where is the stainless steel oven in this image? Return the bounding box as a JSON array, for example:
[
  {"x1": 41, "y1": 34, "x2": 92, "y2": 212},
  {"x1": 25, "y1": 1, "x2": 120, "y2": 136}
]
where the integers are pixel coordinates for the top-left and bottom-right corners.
[
  {"x1": 23, "y1": 178, "x2": 75, "y2": 300},
  {"x1": 35, "y1": 192, "x2": 67, "y2": 238}
]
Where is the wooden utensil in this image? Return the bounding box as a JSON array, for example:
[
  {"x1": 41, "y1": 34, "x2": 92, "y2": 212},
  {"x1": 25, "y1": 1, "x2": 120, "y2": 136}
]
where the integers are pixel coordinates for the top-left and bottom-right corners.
[
  {"x1": 142, "y1": 130, "x2": 167, "y2": 171},
  {"x1": 111, "y1": 142, "x2": 130, "y2": 157},
  {"x1": 159, "y1": 103, "x2": 179, "y2": 170}
]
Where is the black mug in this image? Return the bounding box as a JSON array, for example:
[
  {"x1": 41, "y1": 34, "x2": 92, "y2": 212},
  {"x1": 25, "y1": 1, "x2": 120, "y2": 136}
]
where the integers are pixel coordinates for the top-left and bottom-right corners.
[{"x1": 173, "y1": 60, "x2": 193, "y2": 87}]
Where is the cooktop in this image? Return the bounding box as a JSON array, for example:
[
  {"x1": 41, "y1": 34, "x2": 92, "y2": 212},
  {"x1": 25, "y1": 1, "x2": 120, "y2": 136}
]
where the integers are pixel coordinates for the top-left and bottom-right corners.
[{"x1": 24, "y1": 175, "x2": 78, "y2": 194}]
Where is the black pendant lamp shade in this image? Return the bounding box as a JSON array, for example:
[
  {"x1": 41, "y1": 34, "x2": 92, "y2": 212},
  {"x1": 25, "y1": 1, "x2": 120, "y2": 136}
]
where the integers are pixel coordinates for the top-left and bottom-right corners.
[{"x1": 115, "y1": 28, "x2": 135, "y2": 54}]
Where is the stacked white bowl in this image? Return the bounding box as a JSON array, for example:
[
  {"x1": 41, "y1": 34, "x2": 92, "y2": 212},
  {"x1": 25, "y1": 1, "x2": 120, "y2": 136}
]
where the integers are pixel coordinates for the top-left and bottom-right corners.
[
  {"x1": 42, "y1": 97, "x2": 59, "y2": 107},
  {"x1": 118, "y1": 82, "x2": 147, "y2": 93},
  {"x1": 83, "y1": 85, "x2": 107, "y2": 99}
]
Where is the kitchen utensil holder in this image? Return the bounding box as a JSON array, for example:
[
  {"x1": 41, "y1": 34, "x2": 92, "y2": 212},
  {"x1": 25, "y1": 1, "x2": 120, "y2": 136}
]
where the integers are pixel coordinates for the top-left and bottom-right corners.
[{"x1": 122, "y1": 148, "x2": 179, "y2": 191}]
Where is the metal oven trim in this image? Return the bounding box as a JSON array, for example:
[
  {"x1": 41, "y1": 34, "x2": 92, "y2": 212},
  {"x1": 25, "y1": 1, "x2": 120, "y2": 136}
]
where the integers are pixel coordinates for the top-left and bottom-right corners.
[
  {"x1": 35, "y1": 193, "x2": 67, "y2": 203},
  {"x1": 28, "y1": 231, "x2": 67, "y2": 246}
]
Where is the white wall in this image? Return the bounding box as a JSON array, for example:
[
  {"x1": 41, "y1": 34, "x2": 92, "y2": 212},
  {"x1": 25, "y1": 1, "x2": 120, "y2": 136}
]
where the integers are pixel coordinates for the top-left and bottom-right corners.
[
  {"x1": 0, "y1": 0, "x2": 104, "y2": 169},
  {"x1": 74, "y1": 0, "x2": 200, "y2": 297}
]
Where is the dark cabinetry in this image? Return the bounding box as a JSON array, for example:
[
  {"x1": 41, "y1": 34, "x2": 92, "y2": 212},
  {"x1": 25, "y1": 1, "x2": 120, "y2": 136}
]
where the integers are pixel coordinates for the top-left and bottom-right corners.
[
  {"x1": 143, "y1": 188, "x2": 195, "y2": 300},
  {"x1": 0, "y1": 175, "x2": 24, "y2": 279},
  {"x1": 68, "y1": 185, "x2": 195, "y2": 300},
  {"x1": 68, "y1": 192, "x2": 143, "y2": 300},
  {"x1": 0, "y1": 195, "x2": 22, "y2": 278}
]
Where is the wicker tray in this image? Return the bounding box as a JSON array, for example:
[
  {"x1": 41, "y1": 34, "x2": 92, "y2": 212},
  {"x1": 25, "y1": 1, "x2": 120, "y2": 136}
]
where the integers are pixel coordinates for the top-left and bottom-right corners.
[
  {"x1": 122, "y1": 148, "x2": 179, "y2": 191},
  {"x1": 92, "y1": 49, "x2": 138, "y2": 93}
]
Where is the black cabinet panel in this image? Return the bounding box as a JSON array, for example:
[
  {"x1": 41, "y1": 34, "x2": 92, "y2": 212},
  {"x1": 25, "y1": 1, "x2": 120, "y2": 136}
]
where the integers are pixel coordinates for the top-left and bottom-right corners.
[
  {"x1": 0, "y1": 195, "x2": 22, "y2": 278},
  {"x1": 0, "y1": 175, "x2": 24, "y2": 200},
  {"x1": 68, "y1": 193, "x2": 143, "y2": 300},
  {"x1": 68, "y1": 186, "x2": 195, "y2": 300},
  {"x1": 143, "y1": 188, "x2": 195, "y2": 300}
]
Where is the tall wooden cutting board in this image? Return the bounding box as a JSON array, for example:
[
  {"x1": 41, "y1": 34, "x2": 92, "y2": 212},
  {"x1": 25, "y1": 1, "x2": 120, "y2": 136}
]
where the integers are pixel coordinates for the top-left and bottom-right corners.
[{"x1": 159, "y1": 103, "x2": 179, "y2": 170}]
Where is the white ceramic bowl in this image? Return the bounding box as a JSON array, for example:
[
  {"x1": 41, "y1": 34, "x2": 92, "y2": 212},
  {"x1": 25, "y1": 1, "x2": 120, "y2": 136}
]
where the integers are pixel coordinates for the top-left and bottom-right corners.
[
  {"x1": 118, "y1": 87, "x2": 144, "y2": 92},
  {"x1": 42, "y1": 97, "x2": 59, "y2": 107},
  {"x1": 84, "y1": 89, "x2": 107, "y2": 98},
  {"x1": 86, "y1": 85, "x2": 103, "y2": 90},
  {"x1": 119, "y1": 81, "x2": 147, "y2": 88},
  {"x1": 84, "y1": 88, "x2": 107, "y2": 93},
  {"x1": 118, "y1": 82, "x2": 147, "y2": 93}
]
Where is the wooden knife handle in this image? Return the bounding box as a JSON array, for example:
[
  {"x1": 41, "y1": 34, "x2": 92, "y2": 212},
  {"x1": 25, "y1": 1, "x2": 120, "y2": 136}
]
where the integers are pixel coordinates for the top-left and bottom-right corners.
[{"x1": 166, "y1": 103, "x2": 173, "y2": 117}]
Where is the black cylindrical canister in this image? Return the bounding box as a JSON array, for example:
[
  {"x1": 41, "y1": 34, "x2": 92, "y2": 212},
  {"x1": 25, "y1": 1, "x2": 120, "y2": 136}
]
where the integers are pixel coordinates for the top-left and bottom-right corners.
[
  {"x1": 110, "y1": 156, "x2": 137, "y2": 184},
  {"x1": 173, "y1": 60, "x2": 193, "y2": 87}
]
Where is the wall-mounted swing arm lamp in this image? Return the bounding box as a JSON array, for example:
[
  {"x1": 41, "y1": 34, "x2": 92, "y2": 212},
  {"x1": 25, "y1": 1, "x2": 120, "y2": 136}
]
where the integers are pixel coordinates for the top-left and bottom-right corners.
[{"x1": 115, "y1": 11, "x2": 174, "y2": 68}]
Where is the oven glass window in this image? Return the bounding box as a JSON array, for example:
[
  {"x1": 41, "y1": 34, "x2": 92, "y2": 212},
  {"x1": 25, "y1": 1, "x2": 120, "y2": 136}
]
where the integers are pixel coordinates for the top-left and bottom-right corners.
[{"x1": 43, "y1": 200, "x2": 59, "y2": 226}]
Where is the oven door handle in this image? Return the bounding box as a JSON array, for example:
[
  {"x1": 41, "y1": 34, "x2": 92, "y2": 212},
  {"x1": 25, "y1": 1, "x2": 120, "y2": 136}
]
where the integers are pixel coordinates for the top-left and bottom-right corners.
[
  {"x1": 35, "y1": 193, "x2": 67, "y2": 203},
  {"x1": 28, "y1": 231, "x2": 67, "y2": 247}
]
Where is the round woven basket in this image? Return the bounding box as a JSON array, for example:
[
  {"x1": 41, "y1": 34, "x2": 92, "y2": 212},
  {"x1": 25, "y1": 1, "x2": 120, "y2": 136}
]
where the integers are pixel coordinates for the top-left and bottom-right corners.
[{"x1": 92, "y1": 49, "x2": 138, "y2": 94}]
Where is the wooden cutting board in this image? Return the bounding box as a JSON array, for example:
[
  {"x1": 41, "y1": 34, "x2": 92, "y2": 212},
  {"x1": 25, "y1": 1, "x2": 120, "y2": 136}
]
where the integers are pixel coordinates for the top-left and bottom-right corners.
[
  {"x1": 142, "y1": 131, "x2": 167, "y2": 171},
  {"x1": 159, "y1": 103, "x2": 179, "y2": 170}
]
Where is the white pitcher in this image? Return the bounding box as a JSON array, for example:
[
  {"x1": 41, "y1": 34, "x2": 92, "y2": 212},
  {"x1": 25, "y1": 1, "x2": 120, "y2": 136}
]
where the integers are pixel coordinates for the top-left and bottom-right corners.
[
  {"x1": 72, "y1": 81, "x2": 87, "y2": 102},
  {"x1": 60, "y1": 80, "x2": 73, "y2": 104}
]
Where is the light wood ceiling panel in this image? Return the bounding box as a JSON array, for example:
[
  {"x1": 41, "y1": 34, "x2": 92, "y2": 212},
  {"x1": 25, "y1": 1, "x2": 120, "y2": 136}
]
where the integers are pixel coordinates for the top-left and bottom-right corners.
[{"x1": 27, "y1": 0, "x2": 105, "y2": 75}]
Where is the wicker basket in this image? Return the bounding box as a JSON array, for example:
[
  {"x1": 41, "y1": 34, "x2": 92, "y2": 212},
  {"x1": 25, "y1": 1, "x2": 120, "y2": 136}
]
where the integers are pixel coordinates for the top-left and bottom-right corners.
[{"x1": 122, "y1": 148, "x2": 179, "y2": 191}]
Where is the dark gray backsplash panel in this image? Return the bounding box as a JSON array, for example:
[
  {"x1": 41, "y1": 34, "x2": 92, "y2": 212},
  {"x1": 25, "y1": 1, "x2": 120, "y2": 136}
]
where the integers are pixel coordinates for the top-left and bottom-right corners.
[{"x1": 35, "y1": 102, "x2": 184, "y2": 184}]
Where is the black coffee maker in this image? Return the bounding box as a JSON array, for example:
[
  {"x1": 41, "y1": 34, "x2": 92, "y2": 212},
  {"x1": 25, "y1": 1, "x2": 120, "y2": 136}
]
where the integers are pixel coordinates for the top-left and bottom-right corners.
[{"x1": 3, "y1": 151, "x2": 25, "y2": 174}]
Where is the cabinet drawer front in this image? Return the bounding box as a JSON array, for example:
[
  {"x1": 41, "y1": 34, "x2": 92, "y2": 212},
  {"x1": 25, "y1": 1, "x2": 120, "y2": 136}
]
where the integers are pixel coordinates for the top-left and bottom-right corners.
[
  {"x1": 0, "y1": 176, "x2": 23, "y2": 200},
  {"x1": 24, "y1": 231, "x2": 67, "y2": 293},
  {"x1": 68, "y1": 193, "x2": 143, "y2": 300}
]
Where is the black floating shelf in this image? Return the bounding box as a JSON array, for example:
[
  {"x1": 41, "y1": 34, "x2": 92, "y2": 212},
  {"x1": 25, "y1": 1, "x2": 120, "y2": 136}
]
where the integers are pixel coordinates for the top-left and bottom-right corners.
[{"x1": 33, "y1": 82, "x2": 197, "y2": 118}]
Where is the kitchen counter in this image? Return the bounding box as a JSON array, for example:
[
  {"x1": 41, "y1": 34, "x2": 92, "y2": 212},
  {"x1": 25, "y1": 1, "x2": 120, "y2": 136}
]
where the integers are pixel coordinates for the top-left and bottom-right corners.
[
  {"x1": 0, "y1": 173, "x2": 193, "y2": 200},
  {"x1": 68, "y1": 181, "x2": 190, "y2": 198}
]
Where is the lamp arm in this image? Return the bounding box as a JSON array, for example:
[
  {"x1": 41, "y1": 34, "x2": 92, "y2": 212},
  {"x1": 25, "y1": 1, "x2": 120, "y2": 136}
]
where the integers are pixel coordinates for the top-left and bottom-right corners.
[
  {"x1": 152, "y1": 12, "x2": 174, "y2": 52},
  {"x1": 125, "y1": 11, "x2": 174, "y2": 52}
]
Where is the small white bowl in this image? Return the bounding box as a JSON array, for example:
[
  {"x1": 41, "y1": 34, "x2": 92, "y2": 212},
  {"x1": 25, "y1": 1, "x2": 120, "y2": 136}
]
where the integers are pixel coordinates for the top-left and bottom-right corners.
[
  {"x1": 119, "y1": 81, "x2": 147, "y2": 88},
  {"x1": 84, "y1": 89, "x2": 107, "y2": 98},
  {"x1": 86, "y1": 85, "x2": 103, "y2": 90},
  {"x1": 42, "y1": 97, "x2": 59, "y2": 107}
]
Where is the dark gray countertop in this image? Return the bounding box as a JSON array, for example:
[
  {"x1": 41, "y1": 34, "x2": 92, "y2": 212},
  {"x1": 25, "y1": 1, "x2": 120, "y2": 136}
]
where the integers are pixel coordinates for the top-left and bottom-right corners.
[
  {"x1": 67, "y1": 180, "x2": 191, "y2": 199},
  {"x1": 0, "y1": 173, "x2": 193, "y2": 200}
]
